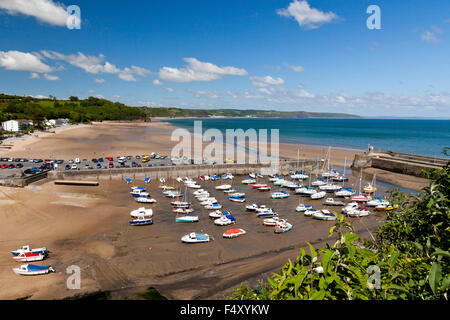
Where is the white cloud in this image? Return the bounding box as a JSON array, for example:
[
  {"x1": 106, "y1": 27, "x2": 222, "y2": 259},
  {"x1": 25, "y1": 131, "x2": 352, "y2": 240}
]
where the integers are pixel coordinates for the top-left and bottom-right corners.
[
  {"x1": 41, "y1": 50, "x2": 150, "y2": 81},
  {"x1": 285, "y1": 63, "x2": 306, "y2": 73},
  {"x1": 226, "y1": 91, "x2": 238, "y2": 99},
  {"x1": 43, "y1": 73, "x2": 59, "y2": 81},
  {"x1": 94, "y1": 78, "x2": 105, "y2": 83},
  {"x1": 250, "y1": 75, "x2": 285, "y2": 87},
  {"x1": 189, "y1": 90, "x2": 219, "y2": 99},
  {"x1": 0, "y1": 50, "x2": 53, "y2": 73},
  {"x1": 421, "y1": 30, "x2": 441, "y2": 43},
  {"x1": 152, "y1": 79, "x2": 163, "y2": 86},
  {"x1": 258, "y1": 87, "x2": 272, "y2": 95},
  {"x1": 277, "y1": 0, "x2": 338, "y2": 29},
  {"x1": 159, "y1": 57, "x2": 247, "y2": 82},
  {"x1": 0, "y1": 0, "x2": 71, "y2": 26},
  {"x1": 166, "y1": 87, "x2": 175, "y2": 92}
]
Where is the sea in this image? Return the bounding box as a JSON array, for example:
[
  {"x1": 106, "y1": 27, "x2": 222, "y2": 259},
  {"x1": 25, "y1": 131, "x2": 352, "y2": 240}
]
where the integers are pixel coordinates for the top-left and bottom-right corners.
[{"x1": 166, "y1": 118, "x2": 450, "y2": 159}]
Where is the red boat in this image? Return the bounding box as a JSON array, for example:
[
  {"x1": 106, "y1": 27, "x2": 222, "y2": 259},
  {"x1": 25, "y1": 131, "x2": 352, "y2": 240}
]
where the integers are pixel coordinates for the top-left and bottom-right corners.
[
  {"x1": 251, "y1": 184, "x2": 268, "y2": 189},
  {"x1": 223, "y1": 228, "x2": 246, "y2": 239}
]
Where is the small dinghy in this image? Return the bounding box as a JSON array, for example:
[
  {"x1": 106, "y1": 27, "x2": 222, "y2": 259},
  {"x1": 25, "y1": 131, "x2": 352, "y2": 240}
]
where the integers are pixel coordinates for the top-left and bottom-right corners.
[
  {"x1": 313, "y1": 209, "x2": 337, "y2": 221},
  {"x1": 271, "y1": 191, "x2": 289, "y2": 199},
  {"x1": 295, "y1": 187, "x2": 317, "y2": 195},
  {"x1": 263, "y1": 216, "x2": 281, "y2": 226},
  {"x1": 319, "y1": 184, "x2": 343, "y2": 192},
  {"x1": 165, "y1": 191, "x2": 182, "y2": 198},
  {"x1": 241, "y1": 179, "x2": 256, "y2": 184},
  {"x1": 274, "y1": 219, "x2": 293, "y2": 233},
  {"x1": 181, "y1": 232, "x2": 213, "y2": 244},
  {"x1": 311, "y1": 178, "x2": 326, "y2": 186},
  {"x1": 229, "y1": 192, "x2": 245, "y2": 198},
  {"x1": 176, "y1": 214, "x2": 199, "y2": 223},
  {"x1": 13, "y1": 264, "x2": 55, "y2": 276},
  {"x1": 136, "y1": 197, "x2": 157, "y2": 203},
  {"x1": 351, "y1": 194, "x2": 372, "y2": 202},
  {"x1": 214, "y1": 214, "x2": 236, "y2": 226},
  {"x1": 229, "y1": 197, "x2": 245, "y2": 203},
  {"x1": 246, "y1": 203, "x2": 265, "y2": 211},
  {"x1": 223, "y1": 228, "x2": 246, "y2": 239},
  {"x1": 215, "y1": 184, "x2": 232, "y2": 190},
  {"x1": 193, "y1": 189, "x2": 207, "y2": 195},
  {"x1": 251, "y1": 184, "x2": 268, "y2": 189},
  {"x1": 257, "y1": 186, "x2": 271, "y2": 191},
  {"x1": 131, "y1": 186, "x2": 146, "y2": 191},
  {"x1": 223, "y1": 189, "x2": 238, "y2": 194}
]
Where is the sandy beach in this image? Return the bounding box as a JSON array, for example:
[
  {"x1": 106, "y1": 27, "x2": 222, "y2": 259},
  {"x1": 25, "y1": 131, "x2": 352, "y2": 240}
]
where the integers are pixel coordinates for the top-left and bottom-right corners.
[{"x1": 0, "y1": 119, "x2": 430, "y2": 300}]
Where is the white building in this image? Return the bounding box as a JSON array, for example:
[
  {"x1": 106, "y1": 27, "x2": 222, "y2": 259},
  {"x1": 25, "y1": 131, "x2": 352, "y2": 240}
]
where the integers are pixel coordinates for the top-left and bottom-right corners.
[{"x1": 2, "y1": 120, "x2": 32, "y2": 132}]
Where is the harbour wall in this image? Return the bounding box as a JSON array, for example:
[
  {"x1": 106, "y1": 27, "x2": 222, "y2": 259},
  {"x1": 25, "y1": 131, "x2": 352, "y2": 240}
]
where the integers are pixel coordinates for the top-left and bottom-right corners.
[{"x1": 351, "y1": 149, "x2": 447, "y2": 178}]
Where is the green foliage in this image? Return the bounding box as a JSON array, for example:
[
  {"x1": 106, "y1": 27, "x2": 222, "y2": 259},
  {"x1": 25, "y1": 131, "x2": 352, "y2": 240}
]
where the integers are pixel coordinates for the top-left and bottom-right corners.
[{"x1": 230, "y1": 151, "x2": 449, "y2": 300}]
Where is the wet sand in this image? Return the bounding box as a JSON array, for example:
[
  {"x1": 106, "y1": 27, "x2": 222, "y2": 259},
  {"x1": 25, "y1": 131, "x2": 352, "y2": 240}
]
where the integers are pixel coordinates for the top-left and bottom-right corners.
[
  {"x1": 0, "y1": 119, "x2": 429, "y2": 299},
  {"x1": 0, "y1": 169, "x2": 389, "y2": 300}
]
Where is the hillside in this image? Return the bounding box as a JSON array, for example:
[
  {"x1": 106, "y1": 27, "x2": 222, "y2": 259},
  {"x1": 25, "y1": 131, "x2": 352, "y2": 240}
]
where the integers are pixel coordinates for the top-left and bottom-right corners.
[{"x1": 0, "y1": 94, "x2": 360, "y2": 125}]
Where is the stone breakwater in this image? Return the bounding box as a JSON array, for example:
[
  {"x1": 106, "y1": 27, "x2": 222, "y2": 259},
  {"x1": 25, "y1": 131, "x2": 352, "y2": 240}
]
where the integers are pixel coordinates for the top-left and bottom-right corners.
[{"x1": 351, "y1": 149, "x2": 447, "y2": 178}]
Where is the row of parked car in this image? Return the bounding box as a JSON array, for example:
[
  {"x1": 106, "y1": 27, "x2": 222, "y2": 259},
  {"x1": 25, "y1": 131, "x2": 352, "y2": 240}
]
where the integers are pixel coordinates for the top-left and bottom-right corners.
[{"x1": 0, "y1": 157, "x2": 64, "y2": 164}]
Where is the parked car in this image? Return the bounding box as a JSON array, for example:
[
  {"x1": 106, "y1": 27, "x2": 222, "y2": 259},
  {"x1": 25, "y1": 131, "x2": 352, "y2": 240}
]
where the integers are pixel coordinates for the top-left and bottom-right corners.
[
  {"x1": 98, "y1": 158, "x2": 104, "y2": 162},
  {"x1": 1, "y1": 163, "x2": 7, "y2": 169},
  {"x1": 65, "y1": 164, "x2": 71, "y2": 170},
  {"x1": 108, "y1": 162, "x2": 114, "y2": 168},
  {"x1": 96, "y1": 163, "x2": 102, "y2": 169},
  {"x1": 71, "y1": 164, "x2": 78, "y2": 169},
  {"x1": 15, "y1": 163, "x2": 23, "y2": 168}
]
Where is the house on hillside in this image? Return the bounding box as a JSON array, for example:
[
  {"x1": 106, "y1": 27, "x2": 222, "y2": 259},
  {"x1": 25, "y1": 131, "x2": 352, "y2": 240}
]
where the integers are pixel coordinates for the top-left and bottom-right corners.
[{"x1": 1, "y1": 120, "x2": 32, "y2": 132}]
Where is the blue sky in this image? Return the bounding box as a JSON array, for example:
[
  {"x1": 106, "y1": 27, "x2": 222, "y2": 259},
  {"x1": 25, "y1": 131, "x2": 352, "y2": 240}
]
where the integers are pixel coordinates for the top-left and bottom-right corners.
[{"x1": 0, "y1": 0, "x2": 449, "y2": 117}]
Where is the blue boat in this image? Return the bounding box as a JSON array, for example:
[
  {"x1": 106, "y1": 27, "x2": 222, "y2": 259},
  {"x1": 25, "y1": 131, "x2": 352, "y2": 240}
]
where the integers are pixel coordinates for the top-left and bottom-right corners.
[
  {"x1": 129, "y1": 217, "x2": 153, "y2": 226},
  {"x1": 13, "y1": 264, "x2": 55, "y2": 275}
]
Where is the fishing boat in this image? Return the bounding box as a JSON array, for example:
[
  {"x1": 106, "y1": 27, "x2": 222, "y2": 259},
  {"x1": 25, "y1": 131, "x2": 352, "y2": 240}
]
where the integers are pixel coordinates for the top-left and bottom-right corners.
[
  {"x1": 130, "y1": 189, "x2": 150, "y2": 198},
  {"x1": 311, "y1": 191, "x2": 326, "y2": 200},
  {"x1": 256, "y1": 208, "x2": 278, "y2": 218},
  {"x1": 181, "y1": 232, "x2": 213, "y2": 244},
  {"x1": 223, "y1": 228, "x2": 246, "y2": 238},
  {"x1": 304, "y1": 209, "x2": 320, "y2": 216},
  {"x1": 274, "y1": 220, "x2": 293, "y2": 233},
  {"x1": 12, "y1": 252, "x2": 46, "y2": 262},
  {"x1": 13, "y1": 264, "x2": 55, "y2": 276},
  {"x1": 241, "y1": 178, "x2": 256, "y2": 184},
  {"x1": 175, "y1": 213, "x2": 199, "y2": 223},
  {"x1": 215, "y1": 184, "x2": 232, "y2": 190},
  {"x1": 347, "y1": 206, "x2": 371, "y2": 217},
  {"x1": 214, "y1": 214, "x2": 236, "y2": 226},
  {"x1": 205, "y1": 203, "x2": 222, "y2": 210},
  {"x1": 342, "y1": 202, "x2": 359, "y2": 215},
  {"x1": 129, "y1": 215, "x2": 153, "y2": 226},
  {"x1": 312, "y1": 209, "x2": 337, "y2": 221},
  {"x1": 271, "y1": 191, "x2": 290, "y2": 199},
  {"x1": 11, "y1": 245, "x2": 48, "y2": 257},
  {"x1": 324, "y1": 198, "x2": 345, "y2": 206},
  {"x1": 135, "y1": 197, "x2": 157, "y2": 203},
  {"x1": 263, "y1": 216, "x2": 281, "y2": 226},
  {"x1": 209, "y1": 210, "x2": 224, "y2": 219},
  {"x1": 246, "y1": 203, "x2": 263, "y2": 211},
  {"x1": 296, "y1": 203, "x2": 312, "y2": 212}
]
